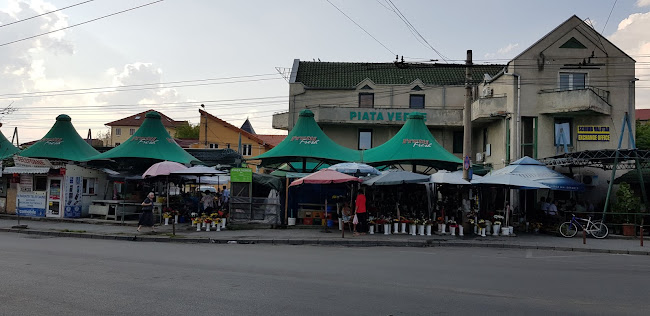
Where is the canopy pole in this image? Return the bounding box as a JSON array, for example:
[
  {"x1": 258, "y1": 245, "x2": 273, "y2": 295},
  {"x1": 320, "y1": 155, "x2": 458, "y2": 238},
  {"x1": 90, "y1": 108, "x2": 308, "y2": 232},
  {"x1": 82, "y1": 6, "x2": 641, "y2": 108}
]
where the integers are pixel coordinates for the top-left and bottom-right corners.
[{"x1": 284, "y1": 177, "x2": 289, "y2": 225}]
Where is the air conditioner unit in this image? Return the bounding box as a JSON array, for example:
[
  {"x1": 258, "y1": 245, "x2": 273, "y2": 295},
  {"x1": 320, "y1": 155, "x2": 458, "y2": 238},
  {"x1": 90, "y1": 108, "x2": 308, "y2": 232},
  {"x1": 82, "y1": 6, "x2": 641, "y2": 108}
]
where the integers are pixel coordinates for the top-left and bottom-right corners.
[
  {"x1": 576, "y1": 174, "x2": 599, "y2": 186},
  {"x1": 476, "y1": 152, "x2": 484, "y2": 162}
]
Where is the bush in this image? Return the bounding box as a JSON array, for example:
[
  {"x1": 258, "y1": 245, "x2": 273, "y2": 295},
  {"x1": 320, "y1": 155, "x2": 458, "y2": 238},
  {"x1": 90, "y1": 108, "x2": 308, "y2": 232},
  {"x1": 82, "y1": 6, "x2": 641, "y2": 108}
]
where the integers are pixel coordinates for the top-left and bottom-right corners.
[{"x1": 613, "y1": 182, "x2": 641, "y2": 223}]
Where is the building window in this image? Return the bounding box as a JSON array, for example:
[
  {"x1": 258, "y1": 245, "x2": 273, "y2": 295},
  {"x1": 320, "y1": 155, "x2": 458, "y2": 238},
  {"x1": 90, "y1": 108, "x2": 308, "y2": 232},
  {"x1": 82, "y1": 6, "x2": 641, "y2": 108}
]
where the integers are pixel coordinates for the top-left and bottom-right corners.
[
  {"x1": 409, "y1": 95, "x2": 425, "y2": 109},
  {"x1": 115, "y1": 128, "x2": 121, "y2": 136},
  {"x1": 34, "y1": 176, "x2": 47, "y2": 191},
  {"x1": 559, "y1": 72, "x2": 586, "y2": 91},
  {"x1": 453, "y1": 131, "x2": 463, "y2": 154},
  {"x1": 521, "y1": 117, "x2": 537, "y2": 158},
  {"x1": 114, "y1": 142, "x2": 121, "y2": 146},
  {"x1": 83, "y1": 178, "x2": 97, "y2": 195},
  {"x1": 554, "y1": 118, "x2": 573, "y2": 147},
  {"x1": 359, "y1": 93, "x2": 374, "y2": 108},
  {"x1": 129, "y1": 128, "x2": 135, "y2": 136},
  {"x1": 358, "y1": 129, "x2": 372, "y2": 150},
  {"x1": 209, "y1": 143, "x2": 218, "y2": 149},
  {"x1": 242, "y1": 144, "x2": 253, "y2": 156},
  {"x1": 226, "y1": 143, "x2": 231, "y2": 149}
]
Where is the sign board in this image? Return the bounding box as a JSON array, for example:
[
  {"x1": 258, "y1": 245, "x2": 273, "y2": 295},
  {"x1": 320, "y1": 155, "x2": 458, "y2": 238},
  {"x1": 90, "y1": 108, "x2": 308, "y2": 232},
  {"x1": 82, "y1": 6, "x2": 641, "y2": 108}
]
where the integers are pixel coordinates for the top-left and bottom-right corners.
[
  {"x1": 230, "y1": 167, "x2": 253, "y2": 183},
  {"x1": 577, "y1": 125, "x2": 610, "y2": 141},
  {"x1": 17, "y1": 191, "x2": 47, "y2": 217},
  {"x1": 463, "y1": 156, "x2": 471, "y2": 171},
  {"x1": 19, "y1": 175, "x2": 33, "y2": 192},
  {"x1": 14, "y1": 156, "x2": 53, "y2": 168},
  {"x1": 64, "y1": 176, "x2": 82, "y2": 218},
  {"x1": 349, "y1": 111, "x2": 427, "y2": 123}
]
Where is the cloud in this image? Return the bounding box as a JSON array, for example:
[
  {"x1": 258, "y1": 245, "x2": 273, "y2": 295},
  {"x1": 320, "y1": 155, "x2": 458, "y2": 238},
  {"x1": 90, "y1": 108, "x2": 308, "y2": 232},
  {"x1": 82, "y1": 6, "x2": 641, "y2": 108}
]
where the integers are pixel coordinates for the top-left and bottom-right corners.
[
  {"x1": 96, "y1": 62, "x2": 182, "y2": 106},
  {"x1": 637, "y1": 0, "x2": 650, "y2": 7},
  {"x1": 608, "y1": 12, "x2": 650, "y2": 109},
  {"x1": 484, "y1": 43, "x2": 519, "y2": 60}
]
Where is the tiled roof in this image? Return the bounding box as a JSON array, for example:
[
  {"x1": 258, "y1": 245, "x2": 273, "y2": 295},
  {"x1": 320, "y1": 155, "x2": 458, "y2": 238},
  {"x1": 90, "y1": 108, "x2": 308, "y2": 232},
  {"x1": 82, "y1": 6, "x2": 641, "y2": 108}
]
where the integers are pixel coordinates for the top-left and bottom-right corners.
[
  {"x1": 174, "y1": 138, "x2": 198, "y2": 148},
  {"x1": 199, "y1": 110, "x2": 273, "y2": 148},
  {"x1": 293, "y1": 61, "x2": 505, "y2": 89},
  {"x1": 257, "y1": 134, "x2": 286, "y2": 147},
  {"x1": 105, "y1": 109, "x2": 188, "y2": 128},
  {"x1": 636, "y1": 109, "x2": 650, "y2": 121}
]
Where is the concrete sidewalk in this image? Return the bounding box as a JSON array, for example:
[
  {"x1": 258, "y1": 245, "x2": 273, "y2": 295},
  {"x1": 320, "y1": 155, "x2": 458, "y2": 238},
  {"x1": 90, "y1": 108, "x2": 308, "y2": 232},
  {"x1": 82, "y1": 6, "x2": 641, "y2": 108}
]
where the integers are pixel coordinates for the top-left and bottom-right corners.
[{"x1": 1, "y1": 217, "x2": 648, "y2": 256}]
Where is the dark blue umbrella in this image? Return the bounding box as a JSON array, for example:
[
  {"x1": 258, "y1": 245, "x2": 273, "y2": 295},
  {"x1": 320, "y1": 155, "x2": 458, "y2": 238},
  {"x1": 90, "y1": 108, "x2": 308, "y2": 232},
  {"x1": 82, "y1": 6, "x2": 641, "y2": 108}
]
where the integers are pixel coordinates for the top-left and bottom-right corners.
[{"x1": 491, "y1": 156, "x2": 584, "y2": 191}]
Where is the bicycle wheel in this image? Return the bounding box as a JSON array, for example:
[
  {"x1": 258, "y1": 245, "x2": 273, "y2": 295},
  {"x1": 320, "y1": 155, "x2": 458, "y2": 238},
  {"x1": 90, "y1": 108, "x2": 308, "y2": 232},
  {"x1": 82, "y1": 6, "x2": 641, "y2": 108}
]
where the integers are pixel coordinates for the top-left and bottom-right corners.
[
  {"x1": 591, "y1": 222, "x2": 609, "y2": 239},
  {"x1": 559, "y1": 222, "x2": 578, "y2": 238}
]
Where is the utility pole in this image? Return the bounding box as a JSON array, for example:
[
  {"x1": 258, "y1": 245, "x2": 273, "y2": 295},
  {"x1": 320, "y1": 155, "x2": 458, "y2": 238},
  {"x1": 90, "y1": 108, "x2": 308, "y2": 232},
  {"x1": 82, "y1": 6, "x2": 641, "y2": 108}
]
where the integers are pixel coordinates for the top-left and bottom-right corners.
[
  {"x1": 201, "y1": 104, "x2": 208, "y2": 148},
  {"x1": 462, "y1": 50, "x2": 473, "y2": 181}
]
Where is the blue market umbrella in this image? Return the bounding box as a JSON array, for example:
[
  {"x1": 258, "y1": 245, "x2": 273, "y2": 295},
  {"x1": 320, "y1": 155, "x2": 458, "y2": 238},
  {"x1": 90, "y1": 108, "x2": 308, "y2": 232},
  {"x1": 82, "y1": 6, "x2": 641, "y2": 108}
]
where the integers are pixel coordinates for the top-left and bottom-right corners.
[
  {"x1": 491, "y1": 156, "x2": 584, "y2": 191},
  {"x1": 328, "y1": 162, "x2": 380, "y2": 176},
  {"x1": 363, "y1": 170, "x2": 429, "y2": 186}
]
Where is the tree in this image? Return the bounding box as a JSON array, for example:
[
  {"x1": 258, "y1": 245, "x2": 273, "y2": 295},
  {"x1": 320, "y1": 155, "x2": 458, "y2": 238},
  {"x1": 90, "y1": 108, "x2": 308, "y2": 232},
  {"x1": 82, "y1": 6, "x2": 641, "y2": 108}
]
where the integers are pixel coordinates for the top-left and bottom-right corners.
[
  {"x1": 636, "y1": 121, "x2": 650, "y2": 150},
  {"x1": 175, "y1": 123, "x2": 200, "y2": 139}
]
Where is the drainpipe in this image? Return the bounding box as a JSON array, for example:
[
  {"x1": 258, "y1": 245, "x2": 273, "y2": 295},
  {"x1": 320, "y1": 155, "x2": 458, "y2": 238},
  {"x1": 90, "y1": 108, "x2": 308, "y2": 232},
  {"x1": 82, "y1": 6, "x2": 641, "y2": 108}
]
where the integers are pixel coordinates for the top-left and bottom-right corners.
[{"x1": 503, "y1": 67, "x2": 521, "y2": 159}]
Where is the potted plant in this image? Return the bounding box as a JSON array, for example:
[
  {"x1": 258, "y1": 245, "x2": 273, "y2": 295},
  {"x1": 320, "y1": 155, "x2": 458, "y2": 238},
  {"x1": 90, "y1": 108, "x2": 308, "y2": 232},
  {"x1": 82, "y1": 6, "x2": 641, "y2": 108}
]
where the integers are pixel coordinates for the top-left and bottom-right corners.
[
  {"x1": 493, "y1": 215, "x2": 504, "y2": 236},
  {"x1": 448, "y1": 220, "x2": 458, "y2": 236},
  {"x1": 614, "y1": 182, "x2": 641, "y2": 236}
]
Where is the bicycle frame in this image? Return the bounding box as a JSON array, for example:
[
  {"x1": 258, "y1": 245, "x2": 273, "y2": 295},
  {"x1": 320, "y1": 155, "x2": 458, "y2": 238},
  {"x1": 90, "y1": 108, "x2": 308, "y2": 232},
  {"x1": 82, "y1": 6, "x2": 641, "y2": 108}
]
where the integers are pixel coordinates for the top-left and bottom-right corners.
[{"x1": 569, "y1": 215, "x2": 597, "y2": 233}]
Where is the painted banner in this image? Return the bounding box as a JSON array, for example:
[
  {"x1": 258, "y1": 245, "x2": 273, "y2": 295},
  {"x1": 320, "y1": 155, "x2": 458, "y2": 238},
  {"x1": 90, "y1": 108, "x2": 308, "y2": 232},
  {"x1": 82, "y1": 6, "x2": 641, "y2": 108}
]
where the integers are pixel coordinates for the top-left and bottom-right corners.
[
  {"x1": 16, "y1": 192, "x2": 47, "y2": 217},
  {"x1": 64, "y1": 176, "x2": 82, "y2": 218},
  {"x1": 231, "y1": 168, "x2": 253, "y2": 182}
]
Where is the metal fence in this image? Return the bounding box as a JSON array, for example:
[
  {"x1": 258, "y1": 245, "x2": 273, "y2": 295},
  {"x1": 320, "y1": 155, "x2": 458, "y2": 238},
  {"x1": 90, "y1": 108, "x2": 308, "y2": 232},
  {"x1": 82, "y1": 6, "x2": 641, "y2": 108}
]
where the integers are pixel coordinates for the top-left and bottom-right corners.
[{"x1": 230, "y1": 196, "x2": 281, "y2": 225}]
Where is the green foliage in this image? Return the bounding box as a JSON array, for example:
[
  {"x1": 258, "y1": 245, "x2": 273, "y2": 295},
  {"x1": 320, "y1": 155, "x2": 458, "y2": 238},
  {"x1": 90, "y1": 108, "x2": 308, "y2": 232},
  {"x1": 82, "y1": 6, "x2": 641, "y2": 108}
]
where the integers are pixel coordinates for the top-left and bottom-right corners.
[
  {"x1": 614, "y1": 182, "x2": 641, "y2": 223},
  {"x1": 636, "y1": 121, "x2": 650, "y2": 150},
  {"x1": 175, "y1": 123, "x2": 200, "y2": 139}
]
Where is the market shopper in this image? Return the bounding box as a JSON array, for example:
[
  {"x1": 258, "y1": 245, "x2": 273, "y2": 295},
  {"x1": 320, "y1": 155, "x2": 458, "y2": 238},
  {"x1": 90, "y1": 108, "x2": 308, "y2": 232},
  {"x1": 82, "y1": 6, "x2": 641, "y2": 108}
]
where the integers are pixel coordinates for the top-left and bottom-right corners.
[
  {"x1": 137, "y1": 192, "x2": 155, "y2": 233},
  {"x1": 354, "y1": 189, "x2": 368, "y2": 235},
  {"x1": 201, "y1": 190, "x2": 215, "y2": 214}
]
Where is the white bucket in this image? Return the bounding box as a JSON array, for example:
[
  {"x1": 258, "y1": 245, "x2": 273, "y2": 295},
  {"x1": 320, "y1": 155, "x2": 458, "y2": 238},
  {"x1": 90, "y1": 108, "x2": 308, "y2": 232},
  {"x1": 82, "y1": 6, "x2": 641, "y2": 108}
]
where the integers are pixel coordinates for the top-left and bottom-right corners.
[{"x1": 288, "y1": 218, "x2": 296, "y2": 226}]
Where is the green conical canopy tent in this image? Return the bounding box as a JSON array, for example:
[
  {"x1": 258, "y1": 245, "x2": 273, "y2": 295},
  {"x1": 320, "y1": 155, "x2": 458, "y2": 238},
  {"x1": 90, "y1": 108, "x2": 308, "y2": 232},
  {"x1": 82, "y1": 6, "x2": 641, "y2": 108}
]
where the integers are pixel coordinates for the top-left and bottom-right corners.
[
  {"x1": 0, "y1": 127, "x2": 20, "y2": 160},
  {"x1": 362, "y1": 112, "x2": 462, "y2": 170},
  {"x1": 20, "y1": 114, "x2": 100, "y2": 162},
  {"x1": 250, "y1": 109, "x2": 361, "y2": 170},
  {"x1": 87, "y1": 111, "x2": 199, "y2": 164}
]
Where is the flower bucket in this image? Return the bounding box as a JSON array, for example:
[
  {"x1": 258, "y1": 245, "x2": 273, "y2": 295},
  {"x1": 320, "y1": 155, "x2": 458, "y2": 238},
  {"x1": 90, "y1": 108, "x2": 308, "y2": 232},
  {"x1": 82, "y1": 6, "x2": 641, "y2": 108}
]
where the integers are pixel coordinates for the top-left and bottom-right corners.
[
  {"x1": 508, "y1": 226, "x2": 514, "y2": 235},
  {"x1": 501, "y1": 227, "x2": 510, "y2": 236},
  {"x1": 383, "y1": 224, "x2": 390, "y2": 235},
  {"x1": 164, "y1": 218, "x2": 169, "y2": 226},
  {"x1": 393, "y1": 223, "x2": 399, "y2": 234},
  {"x1": 212, "y1": 222, "x2": 216, "y2": 228},
  {"x1": 338, "y1": 220, "x2": 343, "y2": 230},
  {"x1": 458, "y1": 225, "x2": 464, "y2": 236},
  {"x1": 485, "y1": 224, "x2": 491, "y2": 235},
  {"x1": 369, "y1": 225, "x2": 375, "y2": 234},
  {"x1": 450, "y1": 226, "x2": 456, "y2": 236},
  {"x1": 202, "y1": 222, "x2": 206, "y2": 228},
  {"x1": 480, "y1": 228, "x2": 486, "y2": 237},
  {"x1": 401, "y1": 223, "x2": 407, "y2": 234},
  {"x1": 174, "y1": 215, "x2": 178, "y2": 224},
  {"x1": 206, "y1": 224, "x2": 211, "y2": 232},
  {"x1": 492, "y1": 224, "x2": 501, "y2": 236},
  {"x1": 288, "y1": 218, "x2": 296, "y2": 226},
  {"x1": 440, "y1": 224, "x2": 446, "y2": 234},
  {"x1": 196, "y1": 224, "x2": 201, "y2": 232},
  {"x1": 426, "y1": 225, "x2": 432, "y2": 236},
  {"x1": 222, "y1": 218, "x2": 227, "y2": 229},
  {"x1": 410, "y1": 224, "x2": 417, "y2": 236},
  {"x1": 216, "y1": 224, "x2": 221, "y2": 232},
  {"x1": 418, "y1": 224, "x2": 425, "y2": 236},
  {"x1": 191, "y1": 221, "x2": 195, "y2": 227}
]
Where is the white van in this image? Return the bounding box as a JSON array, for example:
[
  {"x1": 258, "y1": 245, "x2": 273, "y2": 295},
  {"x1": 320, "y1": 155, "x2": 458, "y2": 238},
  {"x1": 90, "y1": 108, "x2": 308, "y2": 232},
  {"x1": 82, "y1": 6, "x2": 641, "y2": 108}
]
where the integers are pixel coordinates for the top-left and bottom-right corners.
[{"x1": 198, "y1": 186, "x2": 217, "y2": 193}]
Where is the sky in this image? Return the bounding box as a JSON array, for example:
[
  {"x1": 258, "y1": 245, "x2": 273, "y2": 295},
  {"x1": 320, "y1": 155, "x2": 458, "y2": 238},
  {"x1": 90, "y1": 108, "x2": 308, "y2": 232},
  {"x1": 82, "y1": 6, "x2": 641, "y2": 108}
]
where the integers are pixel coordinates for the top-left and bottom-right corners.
[{"x1": 1, "y1": 0, "x2": 650, "y2": 143}]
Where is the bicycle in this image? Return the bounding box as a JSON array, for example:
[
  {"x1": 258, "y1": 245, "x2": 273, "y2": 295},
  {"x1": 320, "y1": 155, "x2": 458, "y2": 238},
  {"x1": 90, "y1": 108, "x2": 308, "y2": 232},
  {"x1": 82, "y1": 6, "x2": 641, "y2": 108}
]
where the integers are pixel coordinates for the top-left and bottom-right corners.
[{"x1": 558, "y1": 214, "x2": 609, "y2": 239}]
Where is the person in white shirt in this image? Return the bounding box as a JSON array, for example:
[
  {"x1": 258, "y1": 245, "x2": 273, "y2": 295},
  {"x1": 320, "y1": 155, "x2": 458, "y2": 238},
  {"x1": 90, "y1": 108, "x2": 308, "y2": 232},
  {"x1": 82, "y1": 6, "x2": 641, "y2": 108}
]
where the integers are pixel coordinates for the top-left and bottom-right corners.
[
  {"x1": 539, "y1": 197, "x2": 550, "y2": 212},
  {"x1": 546, "y1": 200, "x2": 558, "y2": 216}
]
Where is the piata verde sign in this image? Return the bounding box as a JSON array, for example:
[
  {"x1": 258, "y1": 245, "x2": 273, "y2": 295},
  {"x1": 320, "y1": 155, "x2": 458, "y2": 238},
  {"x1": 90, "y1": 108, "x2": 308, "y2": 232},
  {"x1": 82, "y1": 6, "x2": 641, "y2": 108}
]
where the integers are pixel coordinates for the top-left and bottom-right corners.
[
  {"x1": 230, "y1": 167, "x2": 253, "y2": 182},
  {"x1": 349, "y1": 111, "x2": 427, "y2": 122}
]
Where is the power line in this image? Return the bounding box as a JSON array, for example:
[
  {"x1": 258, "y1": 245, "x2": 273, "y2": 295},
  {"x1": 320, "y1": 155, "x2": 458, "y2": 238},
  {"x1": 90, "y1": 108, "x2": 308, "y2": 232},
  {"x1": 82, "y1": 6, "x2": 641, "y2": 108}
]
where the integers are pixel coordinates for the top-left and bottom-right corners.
[
  {"x1": 0, "y1": 0, "x2": 164, "y2": 48},
  {"x1": 325, "y1": 0, "x2": 395, "y2": 56},
  {"x1": 602, "y1": 0, "x2": 618, "y2": 34},
  {"x1": 0, "y1": 0, "x2": 97, "y2": 29}
]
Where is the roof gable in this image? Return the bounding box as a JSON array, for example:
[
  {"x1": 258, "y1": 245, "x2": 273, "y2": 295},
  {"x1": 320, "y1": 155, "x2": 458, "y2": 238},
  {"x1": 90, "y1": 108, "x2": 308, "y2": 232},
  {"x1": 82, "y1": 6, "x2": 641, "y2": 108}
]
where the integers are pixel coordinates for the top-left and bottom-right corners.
[
  {"x1": 105, "y1": 109, "x2": 188, "y2": 128},
  {"x1": 199, "y1": 110, "x2": 273, "y2": 148}
]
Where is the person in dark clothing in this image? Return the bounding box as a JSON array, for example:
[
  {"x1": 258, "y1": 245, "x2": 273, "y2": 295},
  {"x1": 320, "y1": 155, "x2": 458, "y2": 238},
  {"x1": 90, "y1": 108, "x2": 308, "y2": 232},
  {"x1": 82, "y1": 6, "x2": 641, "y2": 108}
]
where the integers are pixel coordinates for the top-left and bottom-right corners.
[{"x1": 138, "y1": 192, "x2": 155, "y2": 232}]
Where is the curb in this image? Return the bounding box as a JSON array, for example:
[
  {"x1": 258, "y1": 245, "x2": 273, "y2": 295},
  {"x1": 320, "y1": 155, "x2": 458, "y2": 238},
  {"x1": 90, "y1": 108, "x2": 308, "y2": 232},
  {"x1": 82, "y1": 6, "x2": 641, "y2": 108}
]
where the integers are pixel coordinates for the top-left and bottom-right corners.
[{"x1": 2, "y1": 228, "x2": 649, "y2": 256}]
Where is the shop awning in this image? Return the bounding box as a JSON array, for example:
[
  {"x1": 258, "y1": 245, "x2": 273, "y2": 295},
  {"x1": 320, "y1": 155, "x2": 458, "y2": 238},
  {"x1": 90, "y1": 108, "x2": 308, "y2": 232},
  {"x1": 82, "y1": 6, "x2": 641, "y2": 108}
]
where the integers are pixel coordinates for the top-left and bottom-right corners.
[
  {"x1": 361, "y1": 112, "x2": 462, "y2": 170},
  {"x1": 250, "y1": 109, "x2": 361, "y2": 170},
  {"x1": 19, "y1": 114, "x2": 100, "y2": 162},
  {"x1": 87, "y1": 111, "x2": 200, "y2": 165},
  {"x1": 491, "y1": 156, "x2": 585, "y2": 191},
  {"x1": 4, "y1": 166, "x2": 50, "y2": 174}
]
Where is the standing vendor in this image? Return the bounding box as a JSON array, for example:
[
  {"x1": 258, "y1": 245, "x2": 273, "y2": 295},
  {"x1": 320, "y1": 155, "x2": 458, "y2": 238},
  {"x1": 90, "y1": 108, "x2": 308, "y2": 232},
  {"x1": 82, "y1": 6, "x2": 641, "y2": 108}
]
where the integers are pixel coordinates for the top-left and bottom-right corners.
[{"x1": 354, "y1": 189, "x2": 368, "y2": 236}]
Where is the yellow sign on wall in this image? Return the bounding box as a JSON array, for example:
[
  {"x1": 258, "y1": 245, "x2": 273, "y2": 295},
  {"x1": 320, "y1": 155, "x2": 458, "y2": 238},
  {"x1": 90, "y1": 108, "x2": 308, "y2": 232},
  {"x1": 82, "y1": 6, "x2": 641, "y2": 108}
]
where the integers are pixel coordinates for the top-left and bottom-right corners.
[{"x1": 577, "y1": 125, "x2": 610, "y2": 141}]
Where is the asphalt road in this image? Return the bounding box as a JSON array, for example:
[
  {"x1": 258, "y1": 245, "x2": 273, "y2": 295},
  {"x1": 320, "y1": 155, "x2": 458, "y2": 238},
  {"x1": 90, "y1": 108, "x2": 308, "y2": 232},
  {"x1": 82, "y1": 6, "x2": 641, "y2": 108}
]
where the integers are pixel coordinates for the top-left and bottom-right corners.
[{"x1": 0, "y1": 233, "x2": 648, "y2": 316}]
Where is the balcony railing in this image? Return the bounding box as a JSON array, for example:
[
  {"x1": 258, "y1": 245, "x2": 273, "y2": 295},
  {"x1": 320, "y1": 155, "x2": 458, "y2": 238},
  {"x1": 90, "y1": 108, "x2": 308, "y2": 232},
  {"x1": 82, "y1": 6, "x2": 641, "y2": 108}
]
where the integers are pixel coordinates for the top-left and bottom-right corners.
[{"x1": 539, "y1": 86, "x2": 611, "y2": 105}]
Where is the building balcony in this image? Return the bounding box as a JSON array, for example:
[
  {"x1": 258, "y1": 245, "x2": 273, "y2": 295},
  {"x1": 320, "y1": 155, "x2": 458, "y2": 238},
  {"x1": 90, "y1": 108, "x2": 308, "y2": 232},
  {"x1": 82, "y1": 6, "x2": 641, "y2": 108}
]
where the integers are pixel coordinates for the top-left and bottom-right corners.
[
  {"x1": 471, "y1": 96, "x2": 508, "y2": 123},
  {"x1": 272, "y1": 111, "x2": 290, "y2": 130},
  {"x1": 538, "y1": 86, "x2": 612, "y2": 116}
]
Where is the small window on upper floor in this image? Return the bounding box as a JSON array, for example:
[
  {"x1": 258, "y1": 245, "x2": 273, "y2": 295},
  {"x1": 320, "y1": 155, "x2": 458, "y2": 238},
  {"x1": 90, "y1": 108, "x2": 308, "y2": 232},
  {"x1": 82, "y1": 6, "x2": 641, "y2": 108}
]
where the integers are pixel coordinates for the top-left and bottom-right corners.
[
  {"x1": 359, "y1": 93, "x2": 374, "y2": 108},
  {"x1": 409, "y1": 94, "x2": 425, "y2": 109},
  {"x1": 115, "y1": 128, "x2": 121, "y2": 136},
  {"x1": 129, "y1": 128, "x2": 135, "y2": 136},
  {"x1": 559, "y1": 72, "x2": 586, "y2": 91}
]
